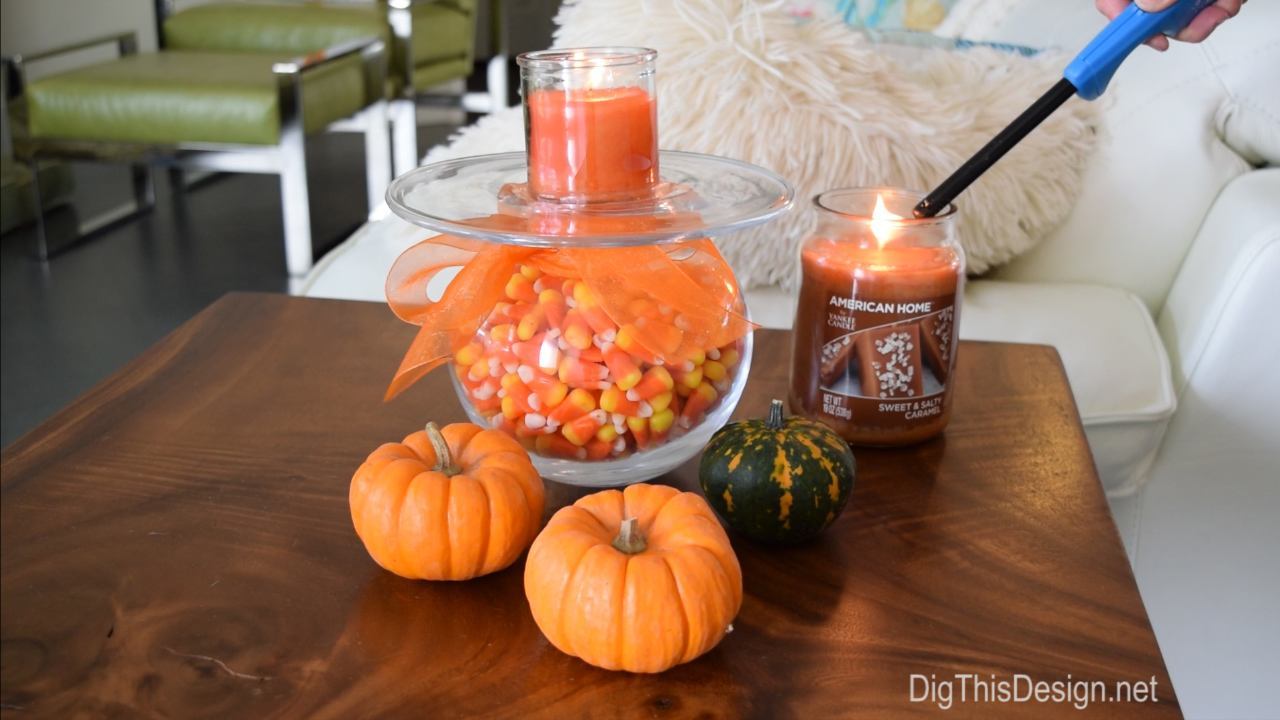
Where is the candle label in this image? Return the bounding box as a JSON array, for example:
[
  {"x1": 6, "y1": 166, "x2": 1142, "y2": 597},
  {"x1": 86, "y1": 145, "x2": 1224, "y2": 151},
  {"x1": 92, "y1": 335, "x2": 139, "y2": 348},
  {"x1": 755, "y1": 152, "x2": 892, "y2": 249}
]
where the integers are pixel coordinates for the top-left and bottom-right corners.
[{"x1": 807, "y1": 291, "x2": 958, "y2": 433}]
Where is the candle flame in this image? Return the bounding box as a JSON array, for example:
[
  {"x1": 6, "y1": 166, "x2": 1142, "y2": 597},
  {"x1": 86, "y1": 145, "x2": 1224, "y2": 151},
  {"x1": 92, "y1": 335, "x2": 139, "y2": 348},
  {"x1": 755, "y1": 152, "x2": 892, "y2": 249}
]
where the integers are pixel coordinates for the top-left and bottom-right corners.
[
  {"x1": 869, "y1": 193, "x2": 902, "y2": 249},
  {"x1": 587, "y1": 59, "x2": 612, "y2": 90}
]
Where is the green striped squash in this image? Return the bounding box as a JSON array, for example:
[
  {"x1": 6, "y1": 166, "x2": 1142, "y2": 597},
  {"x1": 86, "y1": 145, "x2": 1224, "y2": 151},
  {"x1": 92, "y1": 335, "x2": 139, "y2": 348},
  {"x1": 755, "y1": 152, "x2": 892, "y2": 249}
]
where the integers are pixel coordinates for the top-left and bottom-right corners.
[{"x1": 699, "y1": 399, "x2": 856, "y2": 545}]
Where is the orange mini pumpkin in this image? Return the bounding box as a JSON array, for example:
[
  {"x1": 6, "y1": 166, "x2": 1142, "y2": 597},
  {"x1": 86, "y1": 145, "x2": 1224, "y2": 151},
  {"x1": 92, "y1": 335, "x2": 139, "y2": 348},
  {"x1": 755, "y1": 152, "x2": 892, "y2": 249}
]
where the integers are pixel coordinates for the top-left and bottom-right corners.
[
  {"x1": 350, "y1": 422, "x2": 545, "y2": 580},
  {"x1": 524, "y1": 483, "x2": 742, "y2": 673}
]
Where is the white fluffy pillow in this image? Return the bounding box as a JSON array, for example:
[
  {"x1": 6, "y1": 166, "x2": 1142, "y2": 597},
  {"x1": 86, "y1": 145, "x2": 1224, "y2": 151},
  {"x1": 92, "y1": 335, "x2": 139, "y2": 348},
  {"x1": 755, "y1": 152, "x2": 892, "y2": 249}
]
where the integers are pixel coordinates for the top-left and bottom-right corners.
[{"x1": 431, "y1": 0, "x2": 1100, "y2": 289}]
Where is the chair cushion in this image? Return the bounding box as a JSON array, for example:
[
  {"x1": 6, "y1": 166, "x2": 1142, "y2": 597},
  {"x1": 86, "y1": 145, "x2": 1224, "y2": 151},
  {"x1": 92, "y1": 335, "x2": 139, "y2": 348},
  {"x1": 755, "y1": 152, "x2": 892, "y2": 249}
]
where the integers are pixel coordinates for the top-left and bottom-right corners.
[
  {"x1": 163, "y1": 1, "x2": 475, "y2": 93},
  {"x1": 412, "y1": 57, "x2": 473, "y2": 91},
  {"x1": 0, "y1": 157, "x2": 75, "y2": 234},
  {"x1": 27, "y1": 51, "x2": 368, "y2": 146},
  {"x1": 959, "y1": 280, "x2": 1175, "y2": 495},
  {"x1": 406, "y1": 1, "x2": 476, "y2": 68},
  {"x1": 164, "y1": 3, "x2": 390, "y2": 57}
]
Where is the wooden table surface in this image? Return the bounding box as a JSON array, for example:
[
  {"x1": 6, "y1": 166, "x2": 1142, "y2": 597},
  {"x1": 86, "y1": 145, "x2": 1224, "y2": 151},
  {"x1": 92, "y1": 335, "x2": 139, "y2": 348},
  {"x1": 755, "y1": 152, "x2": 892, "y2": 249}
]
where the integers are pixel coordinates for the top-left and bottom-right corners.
[{"x1": 1, "y1": 293, "x2": 1178, "y2": 719}]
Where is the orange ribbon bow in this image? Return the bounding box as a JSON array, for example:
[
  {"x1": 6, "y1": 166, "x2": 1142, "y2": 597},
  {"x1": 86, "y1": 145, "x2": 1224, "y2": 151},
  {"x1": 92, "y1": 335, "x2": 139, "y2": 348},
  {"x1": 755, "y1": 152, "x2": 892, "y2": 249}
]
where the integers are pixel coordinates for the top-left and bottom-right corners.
[{"x1": 384, "y1": 214, "x2": 753, "y2": 400}]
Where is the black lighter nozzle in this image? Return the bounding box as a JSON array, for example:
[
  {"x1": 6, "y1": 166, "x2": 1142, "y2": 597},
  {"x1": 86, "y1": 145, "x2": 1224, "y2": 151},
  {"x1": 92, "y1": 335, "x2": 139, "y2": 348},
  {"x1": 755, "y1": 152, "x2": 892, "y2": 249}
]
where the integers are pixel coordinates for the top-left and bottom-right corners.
[{"x1": 913, "y1": 79, "x2": 1078, "y2": 218}]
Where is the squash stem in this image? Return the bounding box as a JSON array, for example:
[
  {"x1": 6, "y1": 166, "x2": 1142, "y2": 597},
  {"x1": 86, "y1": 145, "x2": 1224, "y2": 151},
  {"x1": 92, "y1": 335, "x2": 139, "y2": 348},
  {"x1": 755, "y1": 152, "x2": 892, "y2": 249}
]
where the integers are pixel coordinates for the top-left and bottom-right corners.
[
  {"x1": 766, "y1": 399, "x2": 785, "y2": 430},
  {"x1": 424, "y1": 422, "x2": 462, "y2": 477},
  {"x1": 611, "y1": 517, "x2": 647, "y2": 554}
]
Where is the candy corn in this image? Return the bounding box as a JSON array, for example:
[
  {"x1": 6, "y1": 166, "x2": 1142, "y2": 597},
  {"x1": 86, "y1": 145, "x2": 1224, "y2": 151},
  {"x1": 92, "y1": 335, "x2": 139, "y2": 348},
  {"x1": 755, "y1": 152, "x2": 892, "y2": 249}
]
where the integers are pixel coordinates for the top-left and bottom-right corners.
[
  {"x1": 615, "y1": 324, "x2": 663, "y2": 365},
  {"x1": 563, "y1": 409, "x2": 608, "y2": 446},
  {"x1": 672, "y1": 365, "x2": 703, "y2": 394},
  {"x1": 647, "y1": 390, "x2": 673, "y2": 414},
  {"x1": 584, "y1": 438, "x2": 613, "y2": 460},
  {"x1": 562, "y1": 310, "x2": 594, "y2": 350},
  {"x1": 603, "y1": 347, "x2": 642, "y2": 391},
  {"x1": 454, "y1": 266, "x2": 744, "y2": 461},
  {"x1": 626, "y1": 416, "x2": 651, "y2": 449},
  {"x1": 599, "y1": 386, "x2": 640, "y2": 416},
  {"x1": 516, "y1": 305, "x2": 545, "y2": 341},
  {"x1": 649, "y1": 408, "x2": 676, "y2": 442},
  {"x1": 522, "y1": 370, "x2": 569, "y2": 409},
  {"x1": 680, "y1": 382, "x2": 718, "y2": 427},
  {"x1": 512, "y1": 335, "x2": 559, "y2": 374},
  {"x1": 454, "y1": 341, "x2": 483, "y2": 366},
  {"x1": 702, "y1": 359, "x2": 727, "y2": 382},
  {"x1": 539, "y1": 288, "x2": 567, "y2": 327},
  {"x1": 631, "y1": 366, "x2": 673, "y2": 400},
  {"x1": 536, "y1": 433, "x2": 586, "y2": 460},
  {"x1": 633, "y1": 315, "x2": 683, "y2": 356},
  {"x1": 576, "y1": 296, "x2": 617, "y2": 336},
  {"x1": 596, "y1": 424, "x2": 619, "y2": 444},
  {"x1": 505, "y1": 273, "x2": 537, "y2": 304},
  {"x1": 558, "y1": 356, "x2": 608, "y2": 387}
]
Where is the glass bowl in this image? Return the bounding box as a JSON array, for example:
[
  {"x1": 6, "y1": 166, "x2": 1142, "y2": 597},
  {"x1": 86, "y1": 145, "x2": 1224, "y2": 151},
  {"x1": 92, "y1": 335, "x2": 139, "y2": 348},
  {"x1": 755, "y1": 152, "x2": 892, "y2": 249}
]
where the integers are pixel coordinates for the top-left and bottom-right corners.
[
  {"x1": 449, "y1": 281, "x2": 754, "y2": 487},
  {"x1": 386, "y1": 151, "x2": 791, "y2": 486}
]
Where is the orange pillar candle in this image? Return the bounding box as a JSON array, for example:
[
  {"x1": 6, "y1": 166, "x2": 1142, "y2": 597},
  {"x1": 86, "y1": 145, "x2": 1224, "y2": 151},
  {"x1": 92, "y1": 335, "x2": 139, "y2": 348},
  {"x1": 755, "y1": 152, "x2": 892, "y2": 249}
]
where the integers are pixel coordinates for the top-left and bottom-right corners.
[
  {"x1": 519, "y1": 48, "x2": 659, "y2": 202},
  {"x1": 789, "y1": 188, "x2": 965, "y2": 446}
]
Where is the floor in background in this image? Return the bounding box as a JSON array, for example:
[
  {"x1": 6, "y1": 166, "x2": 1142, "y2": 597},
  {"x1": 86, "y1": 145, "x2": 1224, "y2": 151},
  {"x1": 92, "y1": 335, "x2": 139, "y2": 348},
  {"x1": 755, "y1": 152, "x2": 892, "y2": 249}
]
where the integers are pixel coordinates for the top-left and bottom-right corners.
[{"x1": 1, "y1": 122, "x2": 459, "y2": 448}]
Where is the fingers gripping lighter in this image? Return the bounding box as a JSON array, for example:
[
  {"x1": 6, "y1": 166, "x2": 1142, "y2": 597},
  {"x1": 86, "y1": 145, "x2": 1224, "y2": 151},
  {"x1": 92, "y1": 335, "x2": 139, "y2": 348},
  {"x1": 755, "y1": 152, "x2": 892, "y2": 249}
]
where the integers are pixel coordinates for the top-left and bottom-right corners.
[{"x1": 913, "y1": 0, "x2": 1216, "y2": 218}]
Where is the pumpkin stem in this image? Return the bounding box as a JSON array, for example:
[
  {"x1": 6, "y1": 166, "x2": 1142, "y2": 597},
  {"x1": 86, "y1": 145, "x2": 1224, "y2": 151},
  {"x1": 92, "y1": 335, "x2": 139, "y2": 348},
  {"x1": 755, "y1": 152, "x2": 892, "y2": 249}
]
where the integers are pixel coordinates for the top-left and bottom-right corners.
[
  {"x1": 766, "y1": 399, "x2": 786, "y2": 430},
  {"x1": 611, "y1": 517, "x2": 647, "y2": 554},
  {"x1": 424, "y1": 422, "x2": 462, "y2": 477}
]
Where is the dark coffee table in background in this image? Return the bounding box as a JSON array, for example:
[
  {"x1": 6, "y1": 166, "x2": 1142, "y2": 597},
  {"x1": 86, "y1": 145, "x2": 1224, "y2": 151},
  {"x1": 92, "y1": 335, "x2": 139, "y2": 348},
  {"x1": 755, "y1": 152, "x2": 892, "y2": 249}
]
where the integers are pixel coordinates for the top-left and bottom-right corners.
[{"x1": 0, "y1": 293, "x2": 1178, "y2": 718}]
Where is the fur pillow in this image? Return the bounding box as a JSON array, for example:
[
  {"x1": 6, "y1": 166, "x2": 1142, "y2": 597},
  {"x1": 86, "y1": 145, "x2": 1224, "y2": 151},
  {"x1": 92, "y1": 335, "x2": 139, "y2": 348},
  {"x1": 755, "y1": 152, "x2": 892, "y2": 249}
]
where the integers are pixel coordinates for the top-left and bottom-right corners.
[{"x1": 429, "y1": 0, "x2": 1099, "y2": 289}]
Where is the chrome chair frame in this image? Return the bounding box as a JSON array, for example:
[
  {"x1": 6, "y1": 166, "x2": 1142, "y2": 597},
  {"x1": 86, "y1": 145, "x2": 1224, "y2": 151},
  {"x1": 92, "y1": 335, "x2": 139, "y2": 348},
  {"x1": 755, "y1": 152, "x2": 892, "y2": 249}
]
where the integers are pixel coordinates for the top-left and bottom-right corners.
[
  {"x1": 3, "y1": 31, "x2": 389, "y2": 278},
  {"x1": 386, "y1": 0, "x2": 509, "y2": 176},
  {"x1": 151, "y1": 0, "x2": 509, "y2": 178}
]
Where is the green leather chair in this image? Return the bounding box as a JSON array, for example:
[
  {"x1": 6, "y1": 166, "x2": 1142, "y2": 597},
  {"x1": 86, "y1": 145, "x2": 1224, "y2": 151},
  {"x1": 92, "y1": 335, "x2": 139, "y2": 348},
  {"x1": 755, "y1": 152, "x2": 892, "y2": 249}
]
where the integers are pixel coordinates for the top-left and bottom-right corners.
[
  {"x1": 1, "y1": 74, "x2": 75, "y2": 236},
  {"x1": 157, "y1": 0, "x2": 495, "y2": 177},
  {"x1": 0, "y1": 159, "x2": 75, "y2": 236},
  {"x1": 5, "y1": 31, "x2": 389, "y2": 276}
]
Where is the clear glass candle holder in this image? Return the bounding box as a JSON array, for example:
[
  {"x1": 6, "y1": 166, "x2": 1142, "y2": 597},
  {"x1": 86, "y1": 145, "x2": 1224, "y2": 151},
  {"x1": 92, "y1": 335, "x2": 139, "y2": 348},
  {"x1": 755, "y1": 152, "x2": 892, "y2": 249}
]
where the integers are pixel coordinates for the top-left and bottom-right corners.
[{"x1": 519, "y1": 47, "x2": 658, "y2": 203}]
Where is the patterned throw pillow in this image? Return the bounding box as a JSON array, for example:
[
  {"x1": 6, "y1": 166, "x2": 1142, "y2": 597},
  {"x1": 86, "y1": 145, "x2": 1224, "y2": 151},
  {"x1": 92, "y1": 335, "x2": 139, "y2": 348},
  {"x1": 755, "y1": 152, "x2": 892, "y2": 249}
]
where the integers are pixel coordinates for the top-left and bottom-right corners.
[
  {"x1": 789, "y1": 0, "x2": 959, "y2": 31},
  {"x1": 791, "y1": 0, "x2": 1041, "y2": 56}
]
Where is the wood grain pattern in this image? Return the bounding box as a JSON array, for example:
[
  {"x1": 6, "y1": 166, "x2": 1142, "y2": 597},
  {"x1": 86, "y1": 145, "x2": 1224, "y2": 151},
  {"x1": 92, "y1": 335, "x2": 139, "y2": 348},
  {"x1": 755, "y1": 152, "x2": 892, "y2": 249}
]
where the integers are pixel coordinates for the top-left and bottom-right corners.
[{"x1": 1, "y1": 293, "x2": 1179, "y2": 719}]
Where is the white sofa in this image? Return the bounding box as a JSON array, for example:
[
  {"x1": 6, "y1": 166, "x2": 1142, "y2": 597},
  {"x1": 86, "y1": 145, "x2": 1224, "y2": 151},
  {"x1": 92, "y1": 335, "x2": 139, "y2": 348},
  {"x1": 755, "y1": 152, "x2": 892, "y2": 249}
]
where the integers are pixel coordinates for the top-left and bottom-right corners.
[{"x1": 302, "y1": 2, "x2": 1278, "y2": 716}]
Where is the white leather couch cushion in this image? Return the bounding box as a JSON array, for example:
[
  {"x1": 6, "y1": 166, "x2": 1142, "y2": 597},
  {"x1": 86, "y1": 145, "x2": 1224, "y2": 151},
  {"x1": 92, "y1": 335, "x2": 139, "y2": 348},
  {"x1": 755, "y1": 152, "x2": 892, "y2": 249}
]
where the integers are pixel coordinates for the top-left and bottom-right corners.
[
  {"x1": 302, "y1": 215, "x2": 423, "y2": 303},
  {"x1": 960, "y1": 280, "x2": 1174, "y2": 495},
  {"x1": 1132, "y1": 171, "x2": 1280, "y2": 719},
  {"x1": 956, "y1": 0, "x2": 1278, "y2": 312}
]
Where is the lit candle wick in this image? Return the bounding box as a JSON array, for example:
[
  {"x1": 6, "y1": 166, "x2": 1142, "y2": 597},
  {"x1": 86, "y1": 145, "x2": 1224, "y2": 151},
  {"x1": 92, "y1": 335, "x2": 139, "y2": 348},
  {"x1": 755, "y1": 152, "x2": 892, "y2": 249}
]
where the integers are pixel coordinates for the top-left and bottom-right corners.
[
  {"x1": 587, "y1": 61, "x2": 612, "y2": 90},
  {"x1": 869, "y1": 193, "x2": 903, "y2": 249}
]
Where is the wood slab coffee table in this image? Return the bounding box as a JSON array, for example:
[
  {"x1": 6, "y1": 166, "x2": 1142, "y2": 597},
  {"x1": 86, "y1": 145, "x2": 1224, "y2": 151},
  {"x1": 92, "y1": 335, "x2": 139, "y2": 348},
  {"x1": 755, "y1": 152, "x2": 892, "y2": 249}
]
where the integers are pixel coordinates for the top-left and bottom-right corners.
[{"x1": 1, "y1": 293, "x2": 1178, "y2": 718}]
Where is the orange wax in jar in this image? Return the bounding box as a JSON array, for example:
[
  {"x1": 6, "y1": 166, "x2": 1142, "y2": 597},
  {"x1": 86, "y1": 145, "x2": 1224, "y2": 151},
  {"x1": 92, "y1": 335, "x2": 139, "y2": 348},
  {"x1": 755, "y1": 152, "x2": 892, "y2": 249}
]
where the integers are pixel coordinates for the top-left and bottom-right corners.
[
  {"x1": 526, "y1": 86, "x2": 657, "y2": 201},
  {"x1": 789, "y1": 188, "x2": 964, "y2": 446}
]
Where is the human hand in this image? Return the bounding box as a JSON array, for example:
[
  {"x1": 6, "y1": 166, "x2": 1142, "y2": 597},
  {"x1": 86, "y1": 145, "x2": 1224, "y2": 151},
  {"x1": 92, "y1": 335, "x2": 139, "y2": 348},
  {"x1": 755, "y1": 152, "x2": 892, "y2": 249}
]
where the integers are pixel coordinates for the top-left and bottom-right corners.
[{"x1": 1095, "y1": 0, "x2": 1244, "y2": 51}]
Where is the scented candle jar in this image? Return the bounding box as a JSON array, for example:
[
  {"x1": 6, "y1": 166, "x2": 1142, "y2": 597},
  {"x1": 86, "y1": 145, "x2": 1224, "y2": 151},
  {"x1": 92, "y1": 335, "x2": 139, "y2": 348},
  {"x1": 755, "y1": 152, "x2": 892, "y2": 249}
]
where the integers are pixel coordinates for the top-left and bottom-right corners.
[
  {"x1": 789, "y1": 188, "x2": 964, "y2": 446},
  {"x1": 520, "y1": 47, "x2": 658, "y2": 202}
]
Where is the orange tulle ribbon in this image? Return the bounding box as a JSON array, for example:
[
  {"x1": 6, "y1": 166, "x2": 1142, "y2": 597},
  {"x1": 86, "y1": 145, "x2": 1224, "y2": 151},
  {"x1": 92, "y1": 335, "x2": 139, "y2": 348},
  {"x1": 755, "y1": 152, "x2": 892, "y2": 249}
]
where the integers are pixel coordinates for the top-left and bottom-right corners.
[{"x1": 384, "y1": 214, "x2": 753, "y2": 400}]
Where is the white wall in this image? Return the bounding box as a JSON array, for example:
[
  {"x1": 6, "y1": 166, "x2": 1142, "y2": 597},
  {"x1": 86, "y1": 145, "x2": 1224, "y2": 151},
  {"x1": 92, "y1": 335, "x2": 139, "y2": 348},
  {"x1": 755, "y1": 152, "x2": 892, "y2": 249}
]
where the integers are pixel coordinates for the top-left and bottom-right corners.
[{"x1": 1, "y1": 0, "x2": 158, "y2": 79}]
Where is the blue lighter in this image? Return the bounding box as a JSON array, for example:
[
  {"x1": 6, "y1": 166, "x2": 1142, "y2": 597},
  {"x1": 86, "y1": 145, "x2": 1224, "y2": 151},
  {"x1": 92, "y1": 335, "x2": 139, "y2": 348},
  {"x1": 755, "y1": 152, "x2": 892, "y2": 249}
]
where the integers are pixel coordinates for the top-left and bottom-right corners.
[{"x1": 914, "y1": 0, "x2": 1217, "y2": 217}]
